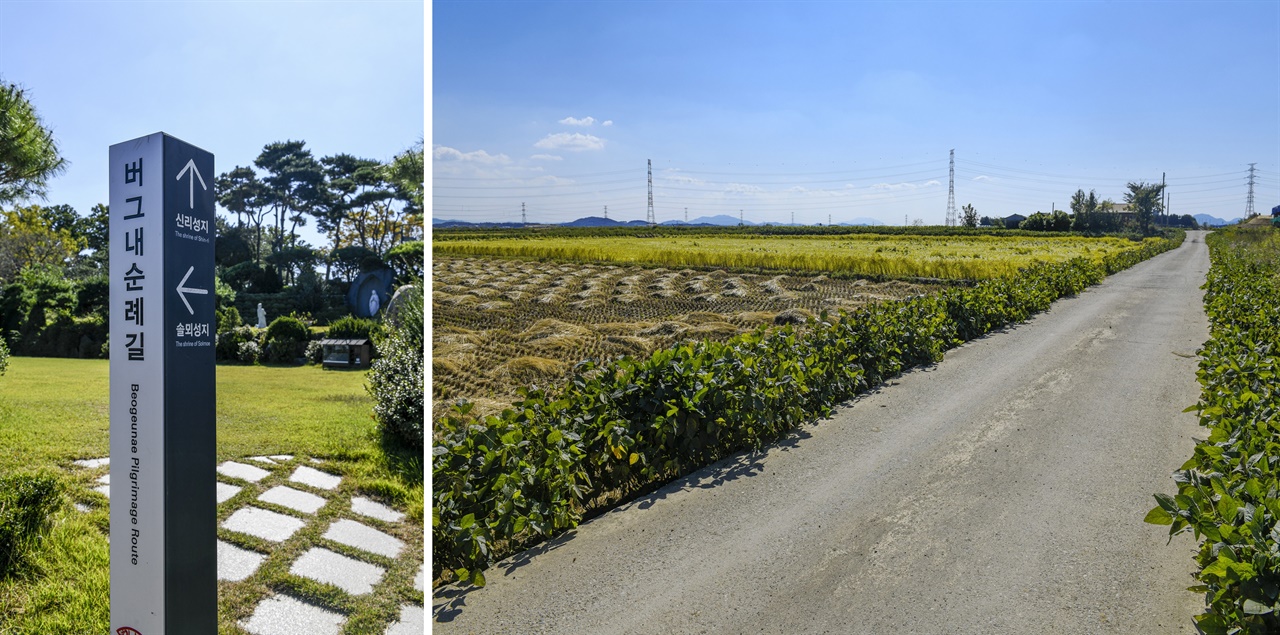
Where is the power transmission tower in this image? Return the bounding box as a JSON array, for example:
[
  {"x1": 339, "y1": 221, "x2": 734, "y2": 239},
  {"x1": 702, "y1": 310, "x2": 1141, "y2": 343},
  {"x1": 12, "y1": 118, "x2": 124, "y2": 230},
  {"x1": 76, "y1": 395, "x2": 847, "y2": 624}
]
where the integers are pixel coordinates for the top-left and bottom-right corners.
[
  {"x1": 684, "y1": 207, "x2": 688, "y2": 223},
  {"x1": 647, "y1": 159, "x2": 655, "y2": 226},
  {"x1": 521, "y1": 202, "x2": 526, "y2": 226},
  {"x1": 604, "y1": 205, "x2": 608, "y2": 220},
  {"x1": 791, "y1": 210, "x2": 795, "y2": 225},
  {"x1": 828, "y1": 214, "x2": 832, "y2": 226},
  {"x1": 739, "y1": 209, "x2": 744, "y2": 225},
  {"x1": 946, "y1": 149, "x2": 956, "y2": 227},
  {"x1": 1246, "y1": 163, "x2": 1257, "y2": 217}
]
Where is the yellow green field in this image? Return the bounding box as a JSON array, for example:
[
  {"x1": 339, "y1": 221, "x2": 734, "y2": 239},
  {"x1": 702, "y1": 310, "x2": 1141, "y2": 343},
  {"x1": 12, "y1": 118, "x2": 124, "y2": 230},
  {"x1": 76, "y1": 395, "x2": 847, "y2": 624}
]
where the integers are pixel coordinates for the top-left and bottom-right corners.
[{"x1": 433, "y1": 233, "x2": 1158, "y2": 280}]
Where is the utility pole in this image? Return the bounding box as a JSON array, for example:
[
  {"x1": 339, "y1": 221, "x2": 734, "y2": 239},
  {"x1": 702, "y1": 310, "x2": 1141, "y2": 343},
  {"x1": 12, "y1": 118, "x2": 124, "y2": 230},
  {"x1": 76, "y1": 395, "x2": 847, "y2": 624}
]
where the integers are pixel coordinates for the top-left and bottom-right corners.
[
  {"x1": 522, "y1": 202, "x2": 526, "y2": 227},
  {"x1": 647, "y1": 159, "x2": 655, "y2": 226},
  {"x1": 946, "y1": 149, "x2": 956, "y2": 227},
  {"x1": 1161, "y1": 172, "x2": 1166, "y2": 226},
  {"x1": 1246, "y1": 163, "x2": 1257, "y2": 218}
]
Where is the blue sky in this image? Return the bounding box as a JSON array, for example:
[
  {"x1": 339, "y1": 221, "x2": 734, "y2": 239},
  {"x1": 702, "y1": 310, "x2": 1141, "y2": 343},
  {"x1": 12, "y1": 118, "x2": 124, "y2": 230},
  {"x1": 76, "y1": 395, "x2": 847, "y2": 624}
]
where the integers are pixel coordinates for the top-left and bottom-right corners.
[
  {"x1": 434, "y1": 1, "x2": 1280, "y2": 226},
  {"x1": 0, "y1": 0, "x2": 424, "y2": 247}
]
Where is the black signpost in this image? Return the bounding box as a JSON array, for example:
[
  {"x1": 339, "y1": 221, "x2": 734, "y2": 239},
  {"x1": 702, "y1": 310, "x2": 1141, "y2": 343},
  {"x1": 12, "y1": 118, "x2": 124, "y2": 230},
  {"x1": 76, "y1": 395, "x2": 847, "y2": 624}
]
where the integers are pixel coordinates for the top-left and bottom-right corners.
[{"x1": 110, "y1": 132, "x2": 216, "y2": 634}]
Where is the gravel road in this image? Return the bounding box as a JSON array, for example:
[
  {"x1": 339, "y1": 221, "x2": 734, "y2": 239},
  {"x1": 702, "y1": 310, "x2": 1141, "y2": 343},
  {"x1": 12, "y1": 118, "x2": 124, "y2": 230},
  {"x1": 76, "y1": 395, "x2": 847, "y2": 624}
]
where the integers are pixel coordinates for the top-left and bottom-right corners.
[{"x1": 434, "y1": 231, "x2": 1211, "y2": 634}]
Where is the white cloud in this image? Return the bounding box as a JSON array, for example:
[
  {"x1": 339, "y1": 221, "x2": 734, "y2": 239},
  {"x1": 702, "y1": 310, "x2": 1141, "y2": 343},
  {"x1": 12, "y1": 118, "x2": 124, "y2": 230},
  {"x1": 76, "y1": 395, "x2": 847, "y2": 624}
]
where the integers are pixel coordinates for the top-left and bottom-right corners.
[
  {"x1": 534, "y1": 132, "x2": 606, "y2": 151},
  {"x1": 559, "y1": 116, "x2": 596, "y2": 126},
  {"x1": 972, "y1": 175, "x2": 991, "y2": 181},
  {"x1": 531, "y1": 154, "x2": 563, "y2": 161},
  {"x1": 871, "y1": 180, "x2": 941, "y2": 191},
  {"x1": 432, "y1": 145, "x2": 511, "y2": 165},
  {"x1": 662, "y1": 173, "x2": 706, "y2": 186},
  {"x1": 602, "y1": 120, "x2": 614, "y2": 127}
]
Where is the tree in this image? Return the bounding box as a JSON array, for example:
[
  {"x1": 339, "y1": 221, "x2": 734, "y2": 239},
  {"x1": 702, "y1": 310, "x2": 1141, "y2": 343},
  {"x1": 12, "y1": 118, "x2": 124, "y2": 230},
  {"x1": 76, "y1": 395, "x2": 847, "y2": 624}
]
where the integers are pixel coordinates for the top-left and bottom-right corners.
[
  {"x1": 384, "y1": 140, "x2": 424, "y2": 239},
  {"x1": 0, "y1": 205, "x2": 83, "y2": 282},
  {"x1": 1124, "y1": 181, "x2": 1165, "y2": 235},
  {"x1": 1071, "y1": 189, "x2": 1101, "y2": 233},
  {"x1": 0, "y1": 81, "x2": 66, "y2": 205},
  {"x1": 217, "y1": 166, "x2": 269, "y2": 262},
  {"x1": 961, "y1": 204, "x2": 978, "y2": 228},
  {"x1": 254, "y1": 141, "x2": 324, "y2": 256}
]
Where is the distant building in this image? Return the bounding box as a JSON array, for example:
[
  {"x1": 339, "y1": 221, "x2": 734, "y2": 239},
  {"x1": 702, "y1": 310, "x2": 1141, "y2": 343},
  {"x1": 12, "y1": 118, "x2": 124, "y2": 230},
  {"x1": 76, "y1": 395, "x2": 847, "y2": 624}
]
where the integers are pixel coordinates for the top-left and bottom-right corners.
[
  {"x1": 1271, "y1": 204, "x2": 1279, "y2": 217},
  {"x1": 1004, "y1": 214, "x2": 1026, "y2": 228}
]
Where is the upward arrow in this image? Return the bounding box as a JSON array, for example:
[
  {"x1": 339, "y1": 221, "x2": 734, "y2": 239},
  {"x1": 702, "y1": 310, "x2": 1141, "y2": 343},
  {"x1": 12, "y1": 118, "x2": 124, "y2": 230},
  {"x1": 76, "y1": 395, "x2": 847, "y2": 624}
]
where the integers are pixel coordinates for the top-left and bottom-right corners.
[{"x1": 175, "y1": 159, "x2": 207, "y2": 210}]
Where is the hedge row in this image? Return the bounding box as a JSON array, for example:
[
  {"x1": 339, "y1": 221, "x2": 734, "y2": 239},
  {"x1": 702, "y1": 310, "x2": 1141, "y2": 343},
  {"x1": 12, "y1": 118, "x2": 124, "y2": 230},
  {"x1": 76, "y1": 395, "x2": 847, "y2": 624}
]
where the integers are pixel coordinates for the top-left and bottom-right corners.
[
  {"x1": 1146, "y1": 227, "x2": 1280, "y2": 634},
  {"x1": 434, "y1": 233, "x2": 1183, "y2": 587}
]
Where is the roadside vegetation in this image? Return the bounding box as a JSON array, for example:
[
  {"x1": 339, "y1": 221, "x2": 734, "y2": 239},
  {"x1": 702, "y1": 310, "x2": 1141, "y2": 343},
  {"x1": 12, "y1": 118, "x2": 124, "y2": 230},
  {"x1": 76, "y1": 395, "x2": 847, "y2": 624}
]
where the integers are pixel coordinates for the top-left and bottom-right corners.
[
  {"x1": 1147, "y1": 226, "x2": 1280, "y2": 634},
  {"x1": 433, "y1": 231, "x2": 1183, "y2": 588}
]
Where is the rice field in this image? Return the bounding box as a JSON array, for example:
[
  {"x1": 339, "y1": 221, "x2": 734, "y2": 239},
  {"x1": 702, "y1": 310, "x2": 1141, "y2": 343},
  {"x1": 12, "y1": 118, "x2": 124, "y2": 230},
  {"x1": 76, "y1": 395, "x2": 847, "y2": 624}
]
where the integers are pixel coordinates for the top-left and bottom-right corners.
[
  {"x1": 432, "y1": 256, "x2": 942, "y2": 419},
  {"x1": 433, "y1": 233, "x2": 1153, "y2": 280}
]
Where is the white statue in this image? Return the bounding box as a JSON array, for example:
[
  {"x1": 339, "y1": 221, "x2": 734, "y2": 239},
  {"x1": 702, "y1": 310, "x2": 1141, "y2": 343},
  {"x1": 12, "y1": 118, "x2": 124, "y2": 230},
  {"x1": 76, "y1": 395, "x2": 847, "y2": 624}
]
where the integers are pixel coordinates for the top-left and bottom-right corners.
[
  {"x1": 368, "y1": 291, "x2": 380, "y2": 316},
  {"x1": 256, "y1": 303, "x2": 267, "y2": 329}
]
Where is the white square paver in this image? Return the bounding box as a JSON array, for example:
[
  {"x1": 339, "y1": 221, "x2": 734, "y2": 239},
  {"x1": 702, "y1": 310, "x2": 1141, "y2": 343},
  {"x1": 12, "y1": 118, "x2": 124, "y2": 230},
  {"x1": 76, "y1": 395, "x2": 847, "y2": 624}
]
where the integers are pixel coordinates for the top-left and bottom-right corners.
[
  {"x1": 289, "y1": 466, "x2": 342, "y2": 491},
  {"x1": 258, "y1": 485, "x2": 327, "y2": 515},
  {"x1": 241, "y1": 595, "x2": 344, "y2": 635},
  {"x1": 96, "y1": 474, "x2": 110, "y2": 485},
  {"x1": 322, "y1": 519, "x2": 403, "y2": 558},
  {"x1": 248, "y1": 456, "x2": 277, "y2": 464},
  {"x1": 350, "y1": 497, "x2": 405, "y2": 523},
  {"x1": 384, "y1": 604, "x2": 424, "y2": 635},
  {"x1": 289, "y1": 547, "x2": 385, "y2": 595},
  {"x1": 217, "y1": 540, "x2": 266, "y2": 582},
  {"x1": 269, "y1": 454, "x2": 293, "y2": 462},
  {"x1": 216, "y1": 482, "x2": 242, "y2": 504},
  {"x1": 73, "y1": 457, "x2": 109, "y2": 469},
  {"x1": 94, "y1": 485, "x2": 110, "y2": 498},
  {"x1": 413, "y1": 566, "x2": 423, "y2": 592},
  {"x1": 222, "y1": 507, "x2": 306, "y2": 543},
  {"x1": 218, "y1": 461, "x2": 272, "y2": 483}
]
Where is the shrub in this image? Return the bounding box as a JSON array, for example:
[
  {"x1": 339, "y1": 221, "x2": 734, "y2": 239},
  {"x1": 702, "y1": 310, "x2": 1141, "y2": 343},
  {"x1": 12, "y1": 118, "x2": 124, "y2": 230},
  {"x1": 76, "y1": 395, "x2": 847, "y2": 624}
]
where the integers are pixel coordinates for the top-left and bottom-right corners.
[
  {"x1": 237, "y1": 341, "x2": 261, "y2": 365},
  {"x1": 367, "y1": 284, "x2": 422, "y2": 450},
  {"x1": 327, "y1": 315, "x2": 381, "y2": 341},
  {"x1": 0, "y1": 335, "x2": 8, "y2": 376},
  {"x1": 305, "y1": 339, "x2": 324, "y2": 365},
  {"x1": 0, "y1": 473, "x2": 62, "y2": 578},
  {"x1": 263, "y1": 315, "x2": 310, "y2": 364},
  {"x1": 216, "y1": 325, "x2": 257, "y2": 362}
]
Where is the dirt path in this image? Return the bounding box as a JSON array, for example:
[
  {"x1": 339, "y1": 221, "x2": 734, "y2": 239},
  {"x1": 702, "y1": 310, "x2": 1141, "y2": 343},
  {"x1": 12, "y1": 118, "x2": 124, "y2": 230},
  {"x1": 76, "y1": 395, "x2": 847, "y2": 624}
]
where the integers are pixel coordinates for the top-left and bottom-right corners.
[{"x1": 433, "y1": 232, "x2": 1210, "y2": 634}]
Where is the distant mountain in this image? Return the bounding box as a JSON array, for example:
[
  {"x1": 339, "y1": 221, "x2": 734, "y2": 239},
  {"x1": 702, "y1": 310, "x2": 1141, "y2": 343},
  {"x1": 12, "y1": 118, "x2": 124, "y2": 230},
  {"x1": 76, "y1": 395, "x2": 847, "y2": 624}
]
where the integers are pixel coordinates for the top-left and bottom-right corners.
[
  {"x1": 562, "y1": 216, "x2": 626, "y2": 227},
  {"x1": 432, "y1": 219, "x2": 526, "y2": 229},
  {"x1": 1194, "y1": 214, "x2": 1241, "y2": 227},
  {"x1": 839, "y1": 217, "x2": 886, "y2": 226},
  {"x1": 687, "y1": 215, "x2": 758, "y2": 226}
]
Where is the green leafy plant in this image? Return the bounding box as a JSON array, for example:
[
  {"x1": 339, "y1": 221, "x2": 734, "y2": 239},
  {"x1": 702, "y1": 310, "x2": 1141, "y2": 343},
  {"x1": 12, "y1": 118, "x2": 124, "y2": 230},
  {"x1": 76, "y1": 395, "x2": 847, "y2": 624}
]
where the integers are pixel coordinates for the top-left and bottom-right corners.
[
  {"x1": 1146, "y1": 227, "x2": 1279, "y2": 633},
  {"x1": 0, "y1": 473, "x2": 62, "y2": 578},
  {"x1": 368, "y1": 283, "x2": 422, "y2": 451}
]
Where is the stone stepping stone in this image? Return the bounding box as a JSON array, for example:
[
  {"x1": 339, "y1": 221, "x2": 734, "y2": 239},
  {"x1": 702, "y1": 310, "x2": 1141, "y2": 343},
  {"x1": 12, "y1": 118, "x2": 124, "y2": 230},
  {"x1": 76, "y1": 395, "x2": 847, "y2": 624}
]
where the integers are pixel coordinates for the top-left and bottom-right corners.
[
  {"x1": 241, "y1": 595, "x2": 344, "y2": 635},
  {"x1": 248, "y1": 456, "x2": 278, "y2": 464},
  {"x1": 350, "y1": 496, "x2": 405, "y2": 523},
  {"x1": 289, "y1": 547, "x2": 385, "y2": 595},
  {"x1": 217, "y1": 461, "x2": 271, "y2": 483},
  {"x1": 322, "y1": 519, "x2": 403, "y2": 558},
  {"x1": 289, "y1": 466, "x2": 342, "y2": 491},
  {"x1": 74, "y1": 457, "x2": 109, "y2": 469},
  {"x1": 269, "y1": 455, "x2": 293, "y2": 462},
  {"x1": 216, "y1": 482, "x2": 242, "y2": 504},
  {"x1": 94, "y1": 485, "x2": 110, "y2": 498},
  {"x1": 384, "y1": 604, "x2": 424, "y2": 635},
  {"x1": 217, "y1": 540, "x2": 266, "y2": 582},
  {"x1": 413, "y1": 566, "x2": 423, "y2": 592},
  {"x1": 222, "y1": 507, "x2": 306, "y2": 543},
  {"x1": 96, "y1": 474, "x2": 110, "y2": 485},
  {"x1": 258, "y1": 485, "x2": 326, "y2": 515}
]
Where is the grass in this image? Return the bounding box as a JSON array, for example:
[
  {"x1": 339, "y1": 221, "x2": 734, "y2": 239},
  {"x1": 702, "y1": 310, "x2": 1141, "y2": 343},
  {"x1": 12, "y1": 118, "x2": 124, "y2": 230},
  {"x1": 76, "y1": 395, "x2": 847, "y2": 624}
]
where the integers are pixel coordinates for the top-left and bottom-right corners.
[
  {"x1": 434, "y1": 233, "x2": 1155, "y2": 280},
  {"x1": 0, "y1": 357, "x2": 423, "y2": 634}
]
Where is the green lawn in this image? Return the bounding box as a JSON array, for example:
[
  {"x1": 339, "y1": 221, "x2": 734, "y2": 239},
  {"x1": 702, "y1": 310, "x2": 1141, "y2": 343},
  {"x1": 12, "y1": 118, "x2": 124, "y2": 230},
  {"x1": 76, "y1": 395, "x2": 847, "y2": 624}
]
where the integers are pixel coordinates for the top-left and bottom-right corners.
[{"x1": 0, "y1": 357, "x2": 423, "y2": 634}]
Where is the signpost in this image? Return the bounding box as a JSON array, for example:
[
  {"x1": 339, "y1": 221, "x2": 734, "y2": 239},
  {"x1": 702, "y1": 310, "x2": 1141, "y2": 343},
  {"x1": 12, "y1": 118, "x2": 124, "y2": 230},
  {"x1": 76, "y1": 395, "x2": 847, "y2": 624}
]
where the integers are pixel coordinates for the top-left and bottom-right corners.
[{"x1": 110, "y1": 132, "x2": 216, "y2": 634}]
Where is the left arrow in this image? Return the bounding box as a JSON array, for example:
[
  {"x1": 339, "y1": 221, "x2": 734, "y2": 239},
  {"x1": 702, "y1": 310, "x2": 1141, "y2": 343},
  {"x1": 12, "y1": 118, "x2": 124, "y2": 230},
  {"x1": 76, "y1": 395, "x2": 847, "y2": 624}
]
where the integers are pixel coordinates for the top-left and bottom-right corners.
[
  {"x1": 176, "y1": 266, "x2": 208, "y2": 315},
  {"x1": 175, "y1": 159, "x2": 207, "y2": 210}
]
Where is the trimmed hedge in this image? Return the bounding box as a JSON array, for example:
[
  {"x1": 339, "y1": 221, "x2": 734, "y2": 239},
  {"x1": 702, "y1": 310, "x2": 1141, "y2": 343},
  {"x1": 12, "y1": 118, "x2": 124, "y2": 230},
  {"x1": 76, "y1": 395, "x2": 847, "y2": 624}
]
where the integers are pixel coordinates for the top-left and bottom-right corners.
[
  {"x1": 434, "y1": 234, "x2": 1183, "y2": 587},
  {"x1": 1146, "y1": 227, "x2": 1280, "y2": 633}
]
